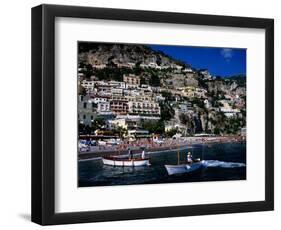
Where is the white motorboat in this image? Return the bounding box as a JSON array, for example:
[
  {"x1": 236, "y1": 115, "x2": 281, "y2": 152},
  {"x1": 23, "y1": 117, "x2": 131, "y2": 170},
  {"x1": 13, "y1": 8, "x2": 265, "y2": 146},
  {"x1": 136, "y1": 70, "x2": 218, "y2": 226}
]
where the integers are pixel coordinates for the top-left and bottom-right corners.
[
  {"x1": 102, "y1": 156, "x2": 150, "y2": 167},
  {"x1": 164, "y1": 146, "x2": 202, "y2": 175},
  {"x1": 165, "y1": 161, "x2": 202, "y2": 175}
]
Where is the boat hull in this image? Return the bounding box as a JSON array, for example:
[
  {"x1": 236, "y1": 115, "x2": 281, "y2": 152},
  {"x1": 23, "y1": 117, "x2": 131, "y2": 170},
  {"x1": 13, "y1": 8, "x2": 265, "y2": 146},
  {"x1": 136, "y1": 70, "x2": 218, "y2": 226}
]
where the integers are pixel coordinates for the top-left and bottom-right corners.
[
  {"x1": 164, "y1": 164, "x2": 188, "y2": 175},
  {"x1": 165, "y1": 162, "x2": 202, "y2": 175},
  {"x1": 102, "y1": 157, "x2": 150, "y2": 167}
]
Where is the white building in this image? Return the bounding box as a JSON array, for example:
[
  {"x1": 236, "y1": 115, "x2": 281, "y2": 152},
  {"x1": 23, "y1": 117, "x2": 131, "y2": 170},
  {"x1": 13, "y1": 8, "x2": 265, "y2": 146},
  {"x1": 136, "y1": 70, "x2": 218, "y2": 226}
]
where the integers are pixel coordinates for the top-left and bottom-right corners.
[
  {"x1": 116, "y1": 114, "x2": 160, "y2": 121},
  {"x1": 148, "y1": 62, "x2": 158, "y2": 68},
  {"x1": 128, "y1": 129, "x2": 149, "y2": 137},
  {"x1": 165, "y1": 121, "x2": 186, "y2": 133},
  {"x1": 92, "y1": 97, "x2": 107, "y2": 104},
  {"x1": 108, "y1": 118, "x2": 127, "y2": 130},
  {"x1": 127, "y1": 62, "x2": 136, "y2": 68},
  {"x1": 220, "y1": 108, "x2": 240, "y2": 118},
  {"x1": 111, "y1": 88, "x2": 123, "y2": 95},
  {"x1": 182, "y1": 68, "x2": 193, "y2": 73},
  {"x1": 93, "y1": 64, "x2": 106, "y2": 69},
  {"x1": 80, "y1": 80, "x2": 95, "y2": 92},
  {"x1": 174, "y1": 65, "x2": 183, "y2": 70},
  {"x1": 109, "y1": 81, "x2": 126, "y2": 89},
  {"x1": 140, "y1": 63, "x2": 149, "y2": 68},
  {"x1": 97, "y1": 101, "x2": 111, "y2": 115},
  {"x1": 155, "y1": 94, "x2": 165, "y2": 102},
  {"x1": 128, "y1": 101, "x2": 160, "y2": 116},
  {"x1": 96, "y1": 84, "x2": 111, "y2": 96},
  {"x1": 123, "y1": 89, "x2": 141, "y2": 97},
  {"x1": 78, "y1": 95, "x2": 96, "y2": 126}
]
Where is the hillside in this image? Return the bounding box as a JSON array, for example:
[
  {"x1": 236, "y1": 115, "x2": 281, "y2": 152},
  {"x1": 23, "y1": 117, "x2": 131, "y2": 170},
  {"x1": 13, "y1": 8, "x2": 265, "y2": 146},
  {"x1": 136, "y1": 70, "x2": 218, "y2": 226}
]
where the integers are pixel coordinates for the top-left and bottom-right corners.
[
  {"x1": 78, "y1": 43, "x2": 199, "y2": 88},
  {"x1": 78, "y1": 43, "x2": 188, "y2": 69}
]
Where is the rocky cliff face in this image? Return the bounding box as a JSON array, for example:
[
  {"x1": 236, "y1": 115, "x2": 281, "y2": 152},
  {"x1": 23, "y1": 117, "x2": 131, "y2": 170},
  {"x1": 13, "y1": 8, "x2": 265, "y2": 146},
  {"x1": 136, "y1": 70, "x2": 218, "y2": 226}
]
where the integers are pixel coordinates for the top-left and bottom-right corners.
[
  {"x1": 79, "y1": 43, "x2": 187, "y2": 68},
  {"x1": 207, "y1": 79, "x2": 245, "y2": 95}
]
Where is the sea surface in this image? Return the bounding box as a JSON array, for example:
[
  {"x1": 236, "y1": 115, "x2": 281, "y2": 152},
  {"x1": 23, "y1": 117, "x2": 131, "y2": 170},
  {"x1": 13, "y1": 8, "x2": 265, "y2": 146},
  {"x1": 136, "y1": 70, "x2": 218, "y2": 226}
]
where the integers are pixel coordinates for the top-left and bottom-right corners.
[{"x1": 78, "y1": 142, "x2": 246, "y2": 187}]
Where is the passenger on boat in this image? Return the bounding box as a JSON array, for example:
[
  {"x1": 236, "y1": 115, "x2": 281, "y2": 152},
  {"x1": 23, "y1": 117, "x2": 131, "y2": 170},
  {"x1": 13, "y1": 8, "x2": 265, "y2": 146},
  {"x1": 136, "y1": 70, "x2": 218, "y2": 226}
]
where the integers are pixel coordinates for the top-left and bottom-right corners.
[
  {"x1": 141, "y1": 150, "x2": 145, "y2": 159},
  {"x1": 187, "y1": 152, "x2": 193, "y2": 163}
]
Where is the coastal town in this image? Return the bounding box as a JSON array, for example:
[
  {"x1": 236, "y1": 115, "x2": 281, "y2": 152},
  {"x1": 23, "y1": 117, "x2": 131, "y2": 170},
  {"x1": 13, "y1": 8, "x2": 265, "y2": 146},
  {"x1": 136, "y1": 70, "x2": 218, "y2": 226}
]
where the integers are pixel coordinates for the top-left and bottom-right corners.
[{"x1": 77, "y1": 43, "x2": 246, "y2": 157}]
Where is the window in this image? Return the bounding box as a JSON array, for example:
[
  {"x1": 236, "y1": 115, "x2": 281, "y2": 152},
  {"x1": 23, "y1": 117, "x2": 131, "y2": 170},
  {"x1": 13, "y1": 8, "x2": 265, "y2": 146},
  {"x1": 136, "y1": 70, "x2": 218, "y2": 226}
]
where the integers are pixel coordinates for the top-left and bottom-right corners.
[
  {"x1": 83, "y1": 102, "x2": 87, "y2": 108},
  {"x1": 83, "y1": 114, "x2": 86, "y2": 119}
]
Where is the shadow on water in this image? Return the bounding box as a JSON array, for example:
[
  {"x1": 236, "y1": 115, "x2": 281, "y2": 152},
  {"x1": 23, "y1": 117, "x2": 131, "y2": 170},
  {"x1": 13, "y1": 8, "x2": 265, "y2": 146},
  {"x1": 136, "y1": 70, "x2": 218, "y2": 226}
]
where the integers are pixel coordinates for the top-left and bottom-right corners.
[{"x1": 79, "y1": 142, "x2": 246, "y2": 187}]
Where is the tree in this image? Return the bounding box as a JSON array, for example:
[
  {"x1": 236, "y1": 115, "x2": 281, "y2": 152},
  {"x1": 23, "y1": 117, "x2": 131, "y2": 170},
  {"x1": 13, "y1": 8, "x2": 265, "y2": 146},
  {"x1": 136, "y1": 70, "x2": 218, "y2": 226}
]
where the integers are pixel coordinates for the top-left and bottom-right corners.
[
  {"x1": 156, "y1": 55, "x2": 162, "y2": 66},
  {"x1": 179, "y1": 113, "x2": 190, "y2": 125},
  {"x1": 94, "y1": 67, "x2": 134, "y2": 82},
  {"x1": 141, "y1": 120, "x2": 165, "y2": 134},
  {"x1": 161, "y1": 91, "x2": 174, "y2": 101},
  {"x1": 115, "y1": 126, "x2": 128, "y2": 139},
  {"x1": 165, "y1": 128, "x2": 178, "y2": 137},
  {"x1": 84, "y1": 64, "x2": 93, "y2": 79},
  {"x1": 134, "y1": 61, "x2": 142, "y2": 75},
  {"x1": 159, "y1": 102, "x2": 175, "y2": 121},
  {"x1": 191, "y1": 97, "x2": 204, "y2": 108},
  {"x1": 149, "y1": 73, "x2": 161, "y2": 87},
  {"x1": 78, "y1": 85, "x2": 87, "y2": 96},
  {"x1": 214, "y1": 127, "x2": 220, "y2": 135},
  {"x1": 91, "y1": 117, "x2": 106, "y2": 131},
  {"x1": 78, "y1": 123, "x2": 91, "y2": 135},
  {"x1": 140, "y1": 76, "x2": 146, "y2": 85},
  {"x1": 197, "y1": 75, "x2": 208, "y2": 89}
]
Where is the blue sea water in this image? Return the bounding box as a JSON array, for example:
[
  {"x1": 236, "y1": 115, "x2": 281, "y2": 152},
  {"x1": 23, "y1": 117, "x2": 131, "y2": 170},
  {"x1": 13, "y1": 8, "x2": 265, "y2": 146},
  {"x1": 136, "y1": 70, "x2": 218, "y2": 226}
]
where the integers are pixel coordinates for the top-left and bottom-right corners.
[{"x1": 78, "y1": 142, "x2": 246, "y2": 187}]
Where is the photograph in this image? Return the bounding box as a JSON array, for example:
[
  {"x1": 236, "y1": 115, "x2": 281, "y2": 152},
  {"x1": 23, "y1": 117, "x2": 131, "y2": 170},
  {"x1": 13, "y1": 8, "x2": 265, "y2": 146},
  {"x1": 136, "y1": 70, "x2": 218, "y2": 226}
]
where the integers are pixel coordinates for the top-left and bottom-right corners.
[
  {"x1": 77, "y1": 42, "x2": 247, "y2": 187},
  {"x1": 29, "y1": 3, "x2": 274, "y2": 225}
]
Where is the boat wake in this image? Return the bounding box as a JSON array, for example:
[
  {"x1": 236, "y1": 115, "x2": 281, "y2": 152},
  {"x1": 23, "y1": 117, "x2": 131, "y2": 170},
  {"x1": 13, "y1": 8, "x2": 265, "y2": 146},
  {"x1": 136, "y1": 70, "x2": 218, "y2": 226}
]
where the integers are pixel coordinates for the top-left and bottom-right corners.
[{"x1": 201, "y1": 160, "x2": 246, "y2": 168}]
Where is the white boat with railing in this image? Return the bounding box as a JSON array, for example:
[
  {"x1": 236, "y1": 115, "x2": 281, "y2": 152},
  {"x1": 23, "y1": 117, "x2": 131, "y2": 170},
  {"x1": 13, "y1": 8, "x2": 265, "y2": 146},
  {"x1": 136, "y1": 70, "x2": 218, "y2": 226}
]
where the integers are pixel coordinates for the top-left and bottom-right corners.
[{"x1": 102, "y1": 156, "x2": 150, "y2": 167}]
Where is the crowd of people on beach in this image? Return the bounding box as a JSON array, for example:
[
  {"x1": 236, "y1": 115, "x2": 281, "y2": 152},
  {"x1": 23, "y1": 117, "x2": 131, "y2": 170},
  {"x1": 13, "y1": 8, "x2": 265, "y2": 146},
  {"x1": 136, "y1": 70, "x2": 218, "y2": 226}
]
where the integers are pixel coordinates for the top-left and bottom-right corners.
[{"x1": 79, "y1": 135, "x2": 244, "y2": 153}]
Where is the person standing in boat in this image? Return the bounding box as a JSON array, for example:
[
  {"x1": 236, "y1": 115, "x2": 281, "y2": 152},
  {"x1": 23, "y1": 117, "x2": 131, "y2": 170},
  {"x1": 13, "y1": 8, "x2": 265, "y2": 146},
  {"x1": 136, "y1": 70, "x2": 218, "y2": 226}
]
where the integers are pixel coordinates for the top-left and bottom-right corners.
[
  {"x1": 187, "y1": 152, "x2": 193, "y2": 163},
  {"x1": 141, "y1": 149, "x2": 146, "y2": 159}
]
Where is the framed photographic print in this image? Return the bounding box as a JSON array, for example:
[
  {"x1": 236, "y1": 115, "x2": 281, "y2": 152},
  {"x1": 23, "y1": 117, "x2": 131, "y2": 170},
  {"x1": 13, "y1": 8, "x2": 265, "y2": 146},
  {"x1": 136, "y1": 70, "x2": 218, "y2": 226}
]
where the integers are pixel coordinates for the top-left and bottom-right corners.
[{"x1": 31, "y1": 4, "x2": 274, "y2": 225}]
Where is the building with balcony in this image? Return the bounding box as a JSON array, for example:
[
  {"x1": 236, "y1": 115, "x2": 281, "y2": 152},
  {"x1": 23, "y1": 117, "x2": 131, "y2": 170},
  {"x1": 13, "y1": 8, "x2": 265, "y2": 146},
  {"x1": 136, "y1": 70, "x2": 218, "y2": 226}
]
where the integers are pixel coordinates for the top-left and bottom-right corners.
[
  {"x1": 109, "y1": 81, "x2": 126, "y2": 89},
  {"x1": 97, "y1": 101, "x2": 111, "y2": 114},
  {"x1": 111, "y1": 88, "x2": 123, "y2": 95},
  {"x1": 92, "y1": 96, "x2": 108, "y2": 104},
  {"x1": 128, "y1": 101, "x2": 160, "y2": 116},
  {"x1": 80, "y1": 80, "x2": 95, "y2": 92},
  {"x1": 128, "y1": 129, "x2": 150, "y2": 138},
  {"x1": 96, "y1": 84, "x2": 112, "y2": 96},
  {"x1": 110, "y1": 99, "x2": 129, "y2": 115},
  {"x1": 123, "y1": 74, "x2": 140, "y2": 87}
]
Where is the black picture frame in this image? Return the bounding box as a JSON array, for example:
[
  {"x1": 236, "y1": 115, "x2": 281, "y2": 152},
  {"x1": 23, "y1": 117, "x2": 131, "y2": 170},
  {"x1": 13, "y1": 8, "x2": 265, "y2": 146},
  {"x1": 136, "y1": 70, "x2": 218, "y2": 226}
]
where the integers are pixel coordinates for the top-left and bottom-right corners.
[{"x1": 31, "y1": 4, "x2": 274, "y2": 225}]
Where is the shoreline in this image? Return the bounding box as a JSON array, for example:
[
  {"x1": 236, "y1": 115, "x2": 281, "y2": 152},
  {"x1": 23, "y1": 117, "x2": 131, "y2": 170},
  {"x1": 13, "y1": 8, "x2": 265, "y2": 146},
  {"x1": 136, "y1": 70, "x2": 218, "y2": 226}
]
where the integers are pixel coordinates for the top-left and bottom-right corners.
[{"x1": 78, "y1": 136, "x2": 245, "y2": 161}]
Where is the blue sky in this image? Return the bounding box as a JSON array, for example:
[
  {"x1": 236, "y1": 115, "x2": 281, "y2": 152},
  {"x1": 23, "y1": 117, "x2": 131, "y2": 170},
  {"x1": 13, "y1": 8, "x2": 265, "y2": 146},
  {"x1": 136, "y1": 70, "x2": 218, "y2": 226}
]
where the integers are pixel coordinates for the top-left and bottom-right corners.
[{"x1": 149, "y1": 45, "x2": 246, "y2": 77}]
